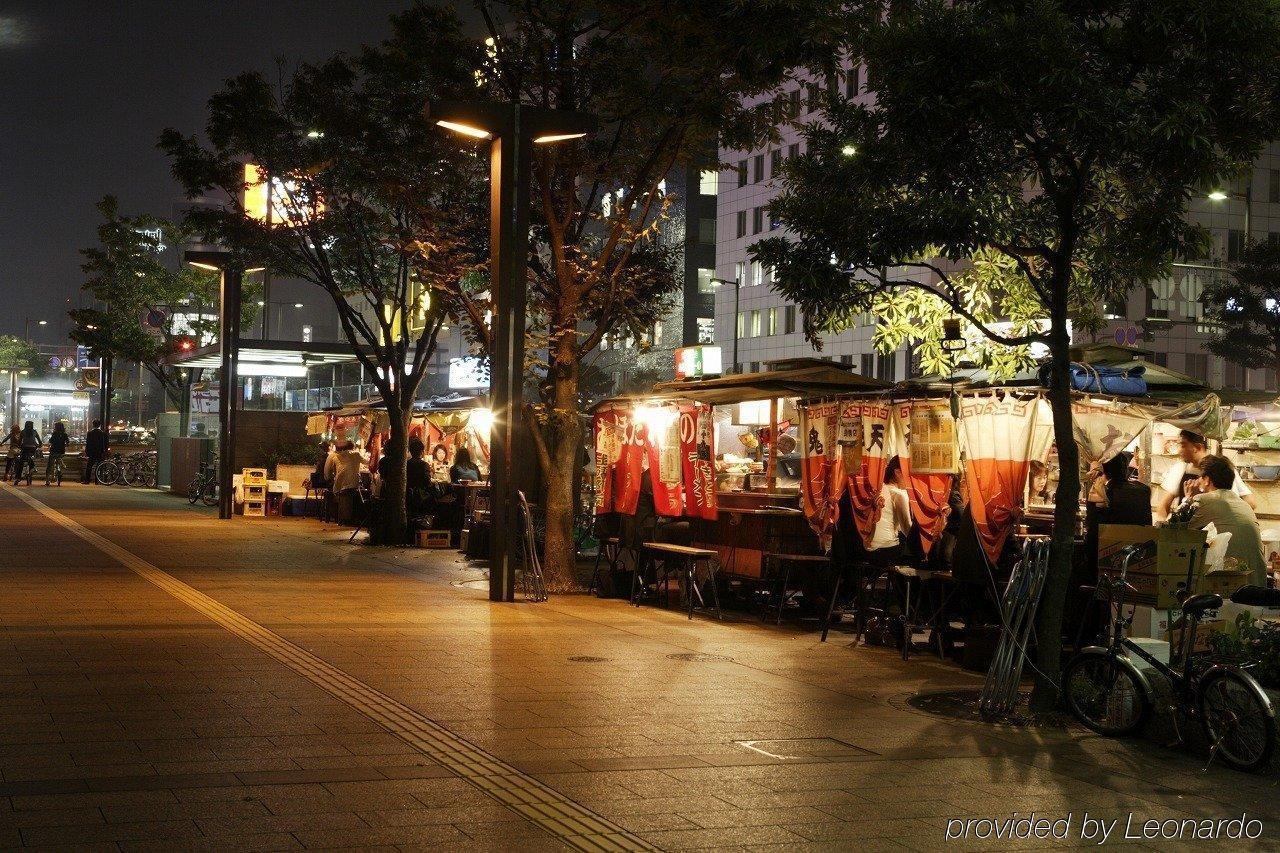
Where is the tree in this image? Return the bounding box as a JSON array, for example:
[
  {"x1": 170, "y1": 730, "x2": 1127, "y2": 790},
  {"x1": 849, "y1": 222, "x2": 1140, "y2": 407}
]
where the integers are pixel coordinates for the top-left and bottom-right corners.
[
  {"x1": 1204, "y1": 239, "x2": 1280, "y2": 377},
  {"x1": 71, "y1": 196, "x2": 224, "y2": 433},
  {"x1": 754, "y1": 0, "x2": 1280, "y2": 710},
  {"x1": 159, "y1": 6, "x2": 487, "y2": 544},
  {"x1": 428, "y1": 0, "x2": 843, "y2": 587},
  {"x1": 0, "y1": 336, "x2": 43, "y2": 375}
]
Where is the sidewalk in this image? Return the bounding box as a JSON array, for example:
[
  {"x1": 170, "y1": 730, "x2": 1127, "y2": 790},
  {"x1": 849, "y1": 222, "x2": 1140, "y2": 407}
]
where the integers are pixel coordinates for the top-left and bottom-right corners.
[{"x1": 0, "y1": 482, "x2": 1275, "y2": 851}]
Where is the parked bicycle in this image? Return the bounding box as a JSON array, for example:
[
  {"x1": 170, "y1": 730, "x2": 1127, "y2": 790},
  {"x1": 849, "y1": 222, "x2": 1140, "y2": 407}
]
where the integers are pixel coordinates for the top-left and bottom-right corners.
[
  {"x1": 186, "y1": 462, "x2": 218, "y2": 506},
  {"x1": 95, "y1": 450, "x2": 157, "y2": 487},
  {"x1": 1064, "y1": 541, "x2": 1278, "y2": 772}
]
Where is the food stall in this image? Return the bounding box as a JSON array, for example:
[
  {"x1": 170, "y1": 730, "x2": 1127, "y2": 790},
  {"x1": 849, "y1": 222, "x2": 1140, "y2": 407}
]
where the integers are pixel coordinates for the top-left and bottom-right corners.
[{"x1": 593, "y1": 356, "x2": 889, "y2": 581}]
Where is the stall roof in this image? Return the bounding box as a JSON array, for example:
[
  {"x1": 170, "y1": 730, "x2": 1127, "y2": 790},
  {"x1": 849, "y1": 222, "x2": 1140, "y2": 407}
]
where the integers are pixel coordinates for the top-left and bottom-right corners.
[
  {"x1": 315, "y1": 392, "x2": 485, "y2": 418},
  {"x1": 172, "y1": 339, "x2": 360, "y2": 369},
  {"x1": 652, "y1": 358, "x2": 889, "y2": 405}
]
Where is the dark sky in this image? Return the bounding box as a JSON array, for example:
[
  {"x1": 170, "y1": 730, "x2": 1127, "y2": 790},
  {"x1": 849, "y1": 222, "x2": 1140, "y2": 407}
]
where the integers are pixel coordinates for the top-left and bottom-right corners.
[{"x1": 0, "y1": 0, "x2": 435, "y2": 342}]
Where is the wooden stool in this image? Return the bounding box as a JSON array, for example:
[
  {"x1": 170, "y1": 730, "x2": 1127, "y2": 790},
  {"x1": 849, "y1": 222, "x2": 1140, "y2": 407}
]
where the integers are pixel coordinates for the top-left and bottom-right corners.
[
  {"x1": 589, "y1": 536, "x2": 622, "y2": 596},
  {"x1": 763, "y1": 553, "x2": 829, "y2": 625},
  {"x1": 635, "y1": 542, "x2": 721, "y2": 620}
]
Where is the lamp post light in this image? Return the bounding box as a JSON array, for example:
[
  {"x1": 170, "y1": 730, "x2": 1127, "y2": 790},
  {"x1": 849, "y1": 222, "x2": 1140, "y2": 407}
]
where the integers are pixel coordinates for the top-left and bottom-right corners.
[
  {"x1": 24, "y1": 318, "x2": 48, "y2": 342},
  {"x1": 1208, "y1": 184, "x2": 1253, "y2": 248},
  {"x1": 711, "y1": 278, "x2": 741, "y2": 373},
  {"x1": 185, "y1": 250, "x2": 244, "y2": 520},
  {"x1": 428, "y1": 99, "x2": 596, "y2": 603}
]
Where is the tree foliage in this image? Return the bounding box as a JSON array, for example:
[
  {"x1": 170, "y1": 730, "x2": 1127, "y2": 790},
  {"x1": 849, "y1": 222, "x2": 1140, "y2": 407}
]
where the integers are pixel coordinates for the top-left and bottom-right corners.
[
  {"x1": 440, "y1": 0, "x2": 844, "y2": 585},
  {"x1": 754, "y1": 0, "x2": 1280, "y2": 709},
  {"x1": 158, "y1": 5, "x2": 487, "y2": 543},
  {"x1": 1204, "y1": 239, "x2": 1280, "y2": 372},
  {"x1": 72, "y1": 196, "x2": 224, "y2": 410},
  {"x1": 0, "y1": 336, "x2": 43, "y2": 374}
]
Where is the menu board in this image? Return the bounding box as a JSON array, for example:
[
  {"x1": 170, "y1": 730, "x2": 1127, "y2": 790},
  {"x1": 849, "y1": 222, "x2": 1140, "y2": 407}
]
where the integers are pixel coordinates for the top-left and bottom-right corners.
[{"x1": 908, "y1": 402, "x2": 957, "y2": 474}]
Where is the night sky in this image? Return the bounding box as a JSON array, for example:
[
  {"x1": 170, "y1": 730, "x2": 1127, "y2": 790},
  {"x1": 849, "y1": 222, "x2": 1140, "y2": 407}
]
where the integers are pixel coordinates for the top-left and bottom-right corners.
[{"x1": 0, "y1": 0, "x2": 437, "y2": 342}]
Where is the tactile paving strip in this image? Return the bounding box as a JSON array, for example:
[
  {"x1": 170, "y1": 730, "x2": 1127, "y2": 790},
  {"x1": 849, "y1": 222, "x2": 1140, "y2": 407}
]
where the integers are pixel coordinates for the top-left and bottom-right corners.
[{"x1": 4, "y1": 485, "x2": 657, "y2": 852}]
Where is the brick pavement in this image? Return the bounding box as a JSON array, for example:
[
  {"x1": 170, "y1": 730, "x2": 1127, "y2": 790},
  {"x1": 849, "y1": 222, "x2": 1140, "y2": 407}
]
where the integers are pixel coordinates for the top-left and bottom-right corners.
[{"x1": 0, "y1": 482, "x2": 1277, "y2": 851}]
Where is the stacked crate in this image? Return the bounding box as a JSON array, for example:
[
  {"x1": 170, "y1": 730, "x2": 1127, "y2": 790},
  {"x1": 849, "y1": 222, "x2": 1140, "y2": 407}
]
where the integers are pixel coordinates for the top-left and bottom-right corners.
[{"x1": 242, "y1": 468, "x2": 268, "y2": 517}]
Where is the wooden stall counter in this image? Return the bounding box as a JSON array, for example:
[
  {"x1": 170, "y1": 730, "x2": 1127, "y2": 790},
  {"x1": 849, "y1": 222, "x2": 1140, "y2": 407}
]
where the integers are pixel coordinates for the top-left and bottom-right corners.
[{"x1": 699, "y1": 490, "x2": 816, "y2": 578}]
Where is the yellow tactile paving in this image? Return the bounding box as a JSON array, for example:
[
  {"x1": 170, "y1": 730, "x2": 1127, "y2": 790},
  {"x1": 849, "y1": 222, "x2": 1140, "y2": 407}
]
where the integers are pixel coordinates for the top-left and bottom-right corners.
[{"x1": 1, "y1": 484, "x2": 658, "y2": 852}]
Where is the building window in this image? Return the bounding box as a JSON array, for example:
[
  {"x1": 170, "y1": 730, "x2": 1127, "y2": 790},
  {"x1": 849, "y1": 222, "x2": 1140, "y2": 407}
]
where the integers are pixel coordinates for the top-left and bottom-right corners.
[
  {"x1": 787, "y1": 89, "x2": 800, "y2": 116},
  {"x1": 788, "y1": 142, "x2": 800, "y2": 161},
  {"x1": 737, "y1": 160, "x2": 747, "y2": 187},
  {"x1": 840, "y1": 354, "x2": 853, "y2": 366},
  {"x1": 1270, "y1": 169, "x2": 1280, "y2": 204},
  {"x1": 1225, "y1": 361, "x2": 1245, "y2": 390},
  {"x1": 698, "y1": 217, "x2": 715, "y2": 244},
  {"x1": 1228, "y1": 229, "x2": 1245, "y2": 262},
  {"x1": 752, "y1": 207, "x2": 764, "y2": 234},
  {"x1": 736, "y1": 210, "x2": 747, "y2": 238},
  {"x1": 750, "y1": 260, "x2": 764, "y2": 287},
  {"x1": 735, "y1": 260, "x2": 746, "y2": 286},
  {"x1": 736, "y1": 312, "x2": 746, "y2": 340},
  {"x1": 697, "y1": 317, "x2": 715, "y2": 344},
  {"x1": 697, "y1": 268, "x2": 715, "y2": 294},
  {"x1": 784, "y1": 305, "x2": 796, "y2": 334},
  {"x1": 1152, "y1": 352, "x2": 1168, "y2": 368},
  {"x1": 860, "y1": 353, "x2": 874, "y2": 376},
  {"x1": 845, "y1": 66, "x2": 860, "y2": 98},
  {"x1": 749, "y1": 361, "x2": 760, "y2": 373},
  {"x1": 876, "y1": 353, "x2": 896, "y2": 382},
  {"x1": 766, "y1": 307, "x2": 777, "y2": 336},
  {"x1": 1146, "y1": 277, "x2": 1175, "y2": 319},
  {"x1": 699, "y1": 169, "x2": 718, "y2": 196},
  {"x1": 750, "y1": 309, "x2": 762, "y2": 337},
  {"x1": 1184, "y1": 353, "x2": 1208, "y2": 383},
  {"x1": 770, "y1": 149, "x2": 782, "y2": 178},
  {"x1": 753, "y1": 154, "x2": 765, "y2": 183}
]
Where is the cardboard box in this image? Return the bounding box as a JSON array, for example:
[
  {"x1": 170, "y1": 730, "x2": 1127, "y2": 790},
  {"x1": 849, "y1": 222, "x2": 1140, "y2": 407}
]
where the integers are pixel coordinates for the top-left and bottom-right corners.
[
  {"x1": 1164, "y1": 618, "x2": 1225, "y2": 655},
  {"x1": 1200, "y1": 569, "x2": 1253, "y2": 601},
  {"x1": 1098, "y1": 525, "x2": 1206, "y2": 609},
  {"x1": 417, "y1": 529, "x2": 452, "y2": 549},
  {"x1": 1130, "y1": 604, "x2": 1179, "y2": 640}
]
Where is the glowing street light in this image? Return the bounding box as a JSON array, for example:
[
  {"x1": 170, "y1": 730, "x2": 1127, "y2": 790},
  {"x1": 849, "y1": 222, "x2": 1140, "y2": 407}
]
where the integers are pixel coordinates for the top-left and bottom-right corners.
[
  {"x1": 1208, "y1": 185, "x2": 1252, "y2": 243},
  {"x1": 428, "y1": 98, "x2": 596, "y2": 603}
]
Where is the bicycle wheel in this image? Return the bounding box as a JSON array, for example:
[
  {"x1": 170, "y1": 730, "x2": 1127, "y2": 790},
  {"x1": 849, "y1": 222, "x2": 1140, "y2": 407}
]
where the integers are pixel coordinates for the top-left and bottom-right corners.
[
  {"x1": 201, "y1": 482, "x2": 219, "y2": 507},
  {"x1": 95, "y1": 460, "x2": 121, "y2": 486},
  {"x1": 125, "y1": 463, "x2": 148, "y2": 487},
  {"x1": 187, "y1": 478, "x2": 200, "y2": 504},
  {"x1": 1199, "y1": 670, "x2": 1276, "y2": 772},
  {"x1": 1063, "y1": 651, "x2": 1150, "y2": 736}
]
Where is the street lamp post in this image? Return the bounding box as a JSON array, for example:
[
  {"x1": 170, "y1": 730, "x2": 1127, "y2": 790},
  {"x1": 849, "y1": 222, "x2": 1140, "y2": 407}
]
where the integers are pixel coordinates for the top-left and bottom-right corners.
[
  {"x1": 429, "y1": 99, "x2": 596, "y2": 603},
  {"x1": 1209, "y1": 184, "x2": 1253, "y2": 247},
  {"x1": 24, "y1": 318, "x2": 47, "y2": 343},
  {"x1": 711, "y1": 278, "x2": 741, "y2": 373},
  {"x1": 186, "y1": 250, "x2": 244, "y2": 520}
]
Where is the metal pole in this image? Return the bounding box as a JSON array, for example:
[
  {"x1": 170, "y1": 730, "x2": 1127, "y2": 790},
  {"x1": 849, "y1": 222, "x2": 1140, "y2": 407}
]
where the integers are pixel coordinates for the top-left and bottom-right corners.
[
  {"x1": 733, "y1": 279, "x2": 741, "y2": 373},
  {"x1": 1244, "y1": 183, "x2": 1252, "y2": 243},
  {"x1": 7, "y1": 370, "x2": 16, "y2": 428},
  {"x1": 217, "y1": 266, "x2": 243, "y2": 520},
  {"x1": 487, "y1": 105, "x2": 531, "y2": 604}
]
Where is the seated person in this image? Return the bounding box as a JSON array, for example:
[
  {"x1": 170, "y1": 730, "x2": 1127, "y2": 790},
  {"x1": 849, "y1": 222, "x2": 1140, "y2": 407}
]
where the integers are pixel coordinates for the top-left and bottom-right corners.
[
  {"x1": 1093, "y1": 451, "x2": 1152, "y2": 526},
  {"x1": 312, "y1": 440, "x2": 334, "y2": 490},
  {"x1": 406, "y1": 438, "x2": 430, "y2": 491},
  {"x1": 1187, "y1": 455, "x2": 1268, "y2": 586},
  {"x1": 430, "y1": 444, "x2": 451, "y2": 483},
  {"x1": 450, "y1": 447, "x2": 481, "y2": 483},
  {"x1": 868, "y1": 456, "x2": 913, "y2": 569}
]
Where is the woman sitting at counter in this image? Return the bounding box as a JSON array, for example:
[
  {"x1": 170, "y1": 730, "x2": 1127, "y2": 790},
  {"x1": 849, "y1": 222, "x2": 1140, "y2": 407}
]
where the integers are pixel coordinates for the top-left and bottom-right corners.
[{"x1": 1092, "y1": 451, "x2": 1152, "y2": 527}]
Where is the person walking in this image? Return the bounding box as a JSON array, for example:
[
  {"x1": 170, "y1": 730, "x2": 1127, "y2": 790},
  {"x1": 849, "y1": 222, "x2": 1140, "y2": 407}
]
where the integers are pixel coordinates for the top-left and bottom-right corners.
[
  {"x1": 44, "y1": 422, "x2": 69, "y2": 485},
  {"x1": 3, "y1": 425, "x2": 20, "y2": 481},
  {"x1": 83, "y1": 419, "x2": 108, "y2": 484},
  {"x1": 15, "y1": 421, "x2": 41, "y2": 485}
]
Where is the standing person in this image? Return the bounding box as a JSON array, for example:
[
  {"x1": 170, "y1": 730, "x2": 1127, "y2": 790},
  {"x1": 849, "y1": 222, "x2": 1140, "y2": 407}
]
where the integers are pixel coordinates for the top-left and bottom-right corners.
[
  {"x1": 324, "y1": 440, "x2": 365, "y2": 523},
  {"x1": 1157, "y1": 429, "x2": 1255, "y2": 517},
  {"x1": 1188, "y1": 455, "x2": 1267, "y2": 586},
  {"x1": 3, "y1": 425, "x2": 20, "y2": 481},
  {"x1": 868, "y1": 456, "x2": 913, "y2": 569},
  {"x1": 83, "y1": 419, "x2": 108, "y2": 484},
  {"x1": 15, "y1": 421, "x2": 41, "y2": 486},
  {"x1": 312, "y1": 440, "x2": 334, "y2": 490},
  {"x1": 44, "y1": 422, "x2": 69, "y2": 486}
]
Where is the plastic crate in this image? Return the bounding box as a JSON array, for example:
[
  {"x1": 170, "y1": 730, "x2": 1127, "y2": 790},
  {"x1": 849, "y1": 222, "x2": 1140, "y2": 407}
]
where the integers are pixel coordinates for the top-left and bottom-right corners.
[{"x1": 243, "y1": 500, "x2": 266, "y2": 517}]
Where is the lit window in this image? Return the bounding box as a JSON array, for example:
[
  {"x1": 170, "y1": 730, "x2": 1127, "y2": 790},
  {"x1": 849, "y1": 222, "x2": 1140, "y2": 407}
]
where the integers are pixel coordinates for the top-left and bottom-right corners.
[
  {"x1": 750, "y1": 310, "x2": 762, "y2": 337},
  {"x1": 735, "y1": 261, "x2": 747, "y2": 286},
  {"x1": 750, "y1": 260, "x2": 764, "y2": 287},
  {"x1": 699, "y1": 170, "x2": 718, "y2": 196},
  {"x1": 766, "y1": 307, "x2": 777, "y2": 336},
  {"x1": 737, "y1": 312, "x2": 746, "y2": 339},
  {"x1": 697, "y1": 268, "x2": 715, "y2": 294},
  {"x1": 697, "y1": 318, "x2": 715, "y2": 344}
]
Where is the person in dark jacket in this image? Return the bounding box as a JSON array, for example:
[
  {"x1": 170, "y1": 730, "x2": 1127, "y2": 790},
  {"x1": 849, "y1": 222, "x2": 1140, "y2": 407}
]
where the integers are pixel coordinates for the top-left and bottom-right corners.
[
  {"x1": 3, "y1": 425, "x2": 20, "y2": 481},
  {"x1": 83, "y1": 419, "x2": 108, "y2": 484},
  {"x1": 44, "y1": 422, "x2": 70, "y2": 485},
  {"x1": 15, "y1": 421, "x2": 41, "y2": 485},
  {"x1": 1095, "y1": 450, "x2": 1153, "y2": 526}
]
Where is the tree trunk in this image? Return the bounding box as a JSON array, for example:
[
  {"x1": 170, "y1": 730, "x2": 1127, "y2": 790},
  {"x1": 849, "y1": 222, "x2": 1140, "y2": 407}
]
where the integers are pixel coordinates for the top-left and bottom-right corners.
[
  {"x1": 376, "y1": 407, "x2": 412, "y2": 546},
  {"x1": 540, "y1": 369, "x2": 583, "y2": 590},
  {"x1": 1030, "y1": 307, "x2": 1079, "y2": 712}
]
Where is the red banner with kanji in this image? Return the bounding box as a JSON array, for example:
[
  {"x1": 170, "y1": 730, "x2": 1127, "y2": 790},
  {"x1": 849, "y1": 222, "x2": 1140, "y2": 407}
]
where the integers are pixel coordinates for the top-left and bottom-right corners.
[
  {"x1": 839, "y1": 399, "x2": 893, "y2": 551},
  {"x1": 959, "y1": 394, "x2": 1047, "y2": 564},
  {"x1": 680, "y1": 403, "x2": 717, "y2": 520},
  {"x1": 893, "y1": 400, "x2": 957, "y2": 556},
  {"x1": 799, "y1": 401, "x2": 843, "y2": 545}
]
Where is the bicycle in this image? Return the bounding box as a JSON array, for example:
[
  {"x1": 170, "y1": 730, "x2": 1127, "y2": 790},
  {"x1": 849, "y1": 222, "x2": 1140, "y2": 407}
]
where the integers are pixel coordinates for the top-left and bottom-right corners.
[
  {"x1": 123, "y1": 451, "x2": 158, "y2": 488},
  {"x1": 44, "y1": 454, "x2": 64, "y2": 486},
  {"x1": 1063, "y1": 541, "x2": 1278, "y2": 772},
  {"x1": 95, "y1": 452, "x2": 124, "y2": 485},
  {"x1": 186, "y1": 462, "x2": 219, "y2": 507}
]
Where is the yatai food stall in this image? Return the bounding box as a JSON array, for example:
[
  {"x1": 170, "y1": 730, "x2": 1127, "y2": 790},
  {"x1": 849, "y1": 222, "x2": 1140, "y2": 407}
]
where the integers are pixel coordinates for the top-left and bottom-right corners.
[{"x1": 592, "y1": 355, "x2": 889, "y2": 585}]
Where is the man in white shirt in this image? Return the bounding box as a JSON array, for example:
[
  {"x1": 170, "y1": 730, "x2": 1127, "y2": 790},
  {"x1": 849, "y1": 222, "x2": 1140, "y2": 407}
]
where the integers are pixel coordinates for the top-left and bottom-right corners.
[
  {"x1": 869, "y1": 456, "x2": 914, "y2": 566},
  {"x1": 1157, "y1": 429, "x2": 1255, "y2": 519}
]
